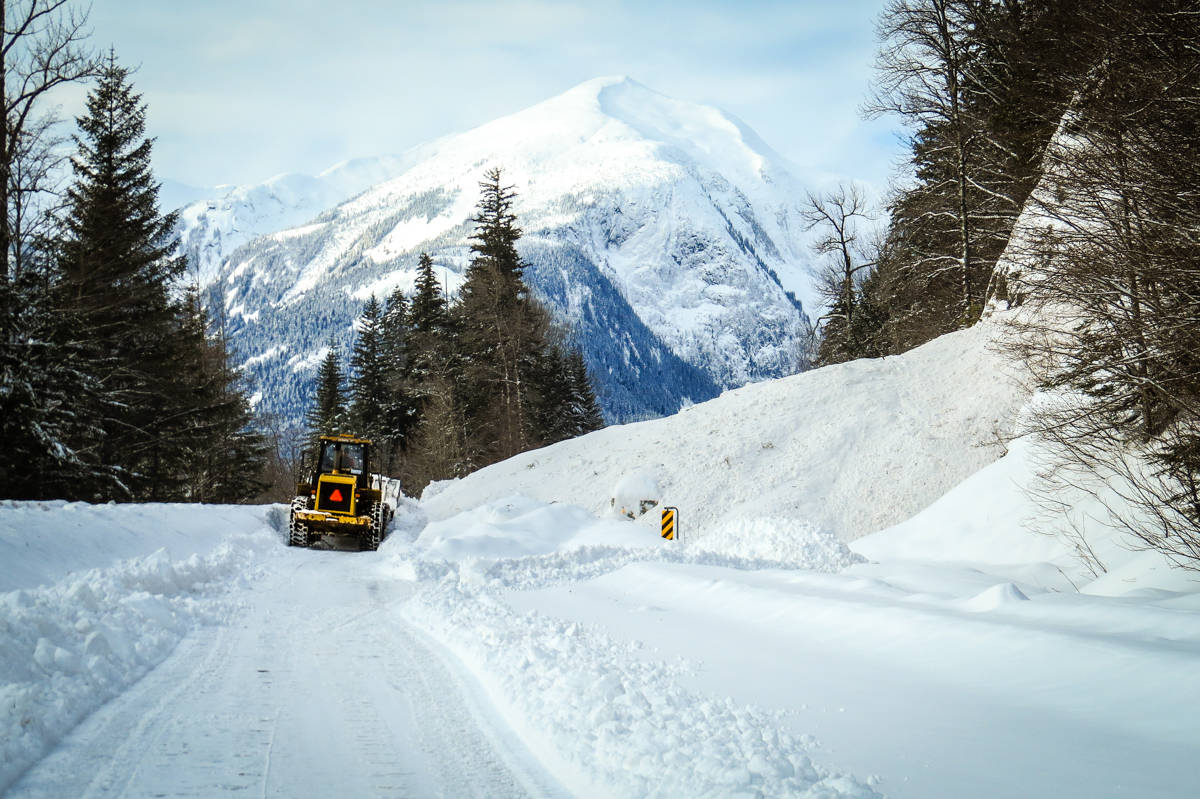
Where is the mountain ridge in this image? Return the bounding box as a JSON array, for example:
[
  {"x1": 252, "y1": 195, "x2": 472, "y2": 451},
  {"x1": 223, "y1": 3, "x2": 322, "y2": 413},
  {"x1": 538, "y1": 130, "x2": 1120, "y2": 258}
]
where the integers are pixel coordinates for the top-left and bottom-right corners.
[{"x1": 180, "y1": 77, "x2": 819, "y2": 426}]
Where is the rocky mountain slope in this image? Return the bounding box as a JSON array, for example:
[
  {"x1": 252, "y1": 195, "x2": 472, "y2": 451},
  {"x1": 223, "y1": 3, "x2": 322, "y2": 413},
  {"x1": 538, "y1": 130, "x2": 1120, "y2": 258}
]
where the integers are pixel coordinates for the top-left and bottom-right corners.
[{"x1": 181, "y1": 77, "x2": 819, "y2": 425}]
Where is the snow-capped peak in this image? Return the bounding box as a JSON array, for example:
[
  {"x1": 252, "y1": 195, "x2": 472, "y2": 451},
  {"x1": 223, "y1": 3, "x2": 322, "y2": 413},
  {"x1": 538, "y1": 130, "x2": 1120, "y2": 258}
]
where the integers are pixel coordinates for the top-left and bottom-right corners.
[{"x1": 186, "y1": 78, "x2": 818, "y2": 426}]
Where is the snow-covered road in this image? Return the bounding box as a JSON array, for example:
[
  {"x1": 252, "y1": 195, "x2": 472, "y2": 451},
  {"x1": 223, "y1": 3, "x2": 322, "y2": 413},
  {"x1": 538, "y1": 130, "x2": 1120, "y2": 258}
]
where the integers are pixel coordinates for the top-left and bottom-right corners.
[
  {"x1": 4, "y1": 495, "x2": 1198, "y2": 798},
  {"x1": 7, "y1": 545, "x2": 566, "y2": 798}
]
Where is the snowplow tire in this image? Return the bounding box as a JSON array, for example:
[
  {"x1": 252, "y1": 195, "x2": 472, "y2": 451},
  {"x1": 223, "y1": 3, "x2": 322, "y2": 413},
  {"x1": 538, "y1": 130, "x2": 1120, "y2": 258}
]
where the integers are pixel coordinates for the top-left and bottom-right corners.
[
  {"x1": 363, "y1": 501, "x2": 386, "y2": 552},
  {"x1": 289, "y1": 496, "x2": 312, "y2": 548}
]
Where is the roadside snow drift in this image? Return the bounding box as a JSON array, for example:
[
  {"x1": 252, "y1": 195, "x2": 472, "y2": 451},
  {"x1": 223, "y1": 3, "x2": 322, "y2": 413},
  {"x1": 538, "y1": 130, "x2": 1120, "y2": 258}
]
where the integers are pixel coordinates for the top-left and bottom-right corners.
[
  {"x1": 424, "y1": 318, "x2": 1029, "y2": 541},
  {"x1": 0, "y1": 503, "x2": 277, "y2": 792},
  {"x1": 384, "y1": 497, "x2": 881, "y2": 798}
]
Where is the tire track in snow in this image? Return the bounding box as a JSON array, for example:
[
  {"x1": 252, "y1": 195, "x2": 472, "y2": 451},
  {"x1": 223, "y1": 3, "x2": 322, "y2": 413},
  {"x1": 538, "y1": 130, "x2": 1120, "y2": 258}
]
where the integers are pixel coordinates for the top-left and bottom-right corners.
[{"x1": 8, "y1": 549, "x2": 566, "y2": 799}]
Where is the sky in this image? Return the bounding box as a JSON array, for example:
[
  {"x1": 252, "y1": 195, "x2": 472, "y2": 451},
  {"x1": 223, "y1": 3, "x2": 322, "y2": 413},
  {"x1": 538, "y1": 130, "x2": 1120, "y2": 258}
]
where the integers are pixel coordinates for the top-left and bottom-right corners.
[{"x1": 57, "y1": 0, "x2": 904, "y2": 196}]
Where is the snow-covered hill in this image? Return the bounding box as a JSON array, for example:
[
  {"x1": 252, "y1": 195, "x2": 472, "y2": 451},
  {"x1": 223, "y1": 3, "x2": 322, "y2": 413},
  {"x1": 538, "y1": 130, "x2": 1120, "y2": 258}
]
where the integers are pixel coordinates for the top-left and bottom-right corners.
[
  {"x1": 172, "y1": 155, "x2": 412, "y2": 287},
  {"x1": 184, "y1": 77, "x2": 817, "y2": 424},
  {"x1": 422, "y1": 317, "x2": 1030, "y2": 541}
]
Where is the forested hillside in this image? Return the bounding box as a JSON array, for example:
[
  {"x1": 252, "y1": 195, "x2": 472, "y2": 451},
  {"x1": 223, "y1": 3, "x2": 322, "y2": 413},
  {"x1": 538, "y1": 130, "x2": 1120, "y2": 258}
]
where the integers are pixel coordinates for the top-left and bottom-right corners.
[{"x1": 820, "y1": 0, "x2": 1200, "y2": 567}]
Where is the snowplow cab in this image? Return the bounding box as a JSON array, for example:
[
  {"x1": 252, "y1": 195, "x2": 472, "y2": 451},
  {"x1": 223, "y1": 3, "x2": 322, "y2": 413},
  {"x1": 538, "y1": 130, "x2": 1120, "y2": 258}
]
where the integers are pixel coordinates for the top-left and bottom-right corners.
[{"x1": 288, "y1": 435, "x2": 391, "y2": 551}]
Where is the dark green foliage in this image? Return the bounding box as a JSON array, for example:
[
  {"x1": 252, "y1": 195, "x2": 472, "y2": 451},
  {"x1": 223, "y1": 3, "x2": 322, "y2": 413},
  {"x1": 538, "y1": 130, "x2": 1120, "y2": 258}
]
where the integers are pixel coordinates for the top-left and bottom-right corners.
[
  {"x1": 406, "y1": 252, "x2": 453, "y2": 390},
  {"x1": 0, "y1": 270, "x2": 117, "y2": 498},
  {"x1": 307, "y1": 341, "x2": 347, "y2": 443},
  {"x1": 377, "y1": 286, "x2": 415, "y2": 472},
  {"x1": 454, "y1": 167, "x2": 551, "y2": 463},
  {"x1": 1, "y1": 53, "x2": 267, "y2": 502},
  {"x1": 534, "y1": 346, "x2": 604, "y2": 443},
  {"x1": 349, "y1": 295, "x2": 389, "y2": 441},
  {"x1": 54, "y1": 55, "x2": 188, "y2": 498},
  {"x1": 172, "y1": 288, "x2": 270, "y2": 503}
]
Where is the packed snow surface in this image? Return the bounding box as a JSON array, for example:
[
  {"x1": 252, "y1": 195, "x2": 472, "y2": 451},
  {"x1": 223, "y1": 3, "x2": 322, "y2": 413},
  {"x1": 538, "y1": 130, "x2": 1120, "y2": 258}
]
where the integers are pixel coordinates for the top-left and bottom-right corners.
[{"x1": 3, "y1": 323, "x2": 1198, "y2": 798}]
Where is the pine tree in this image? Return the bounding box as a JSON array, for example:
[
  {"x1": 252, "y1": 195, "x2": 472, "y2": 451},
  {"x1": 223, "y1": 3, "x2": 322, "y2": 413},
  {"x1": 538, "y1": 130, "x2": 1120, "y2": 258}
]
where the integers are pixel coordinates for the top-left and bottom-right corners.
[
  {"x1": 173, "y1": 287, "x2": 269, "y2": 502},
  {"x1": 406, "y1": 252, "x2": 452, "y2": 392},
  {"x1": 563, "y1": 348, "x2": 604, "y2": 438},
  {"x1": 379, "y1": 286, "x2": 414, "y2": 473},
  {"x1": 455, "y1": 167, "x2": 553, "y2": 463},
  {"x1": 0, "y1": 268, "x2": 116, "y2": 499},
  {"x1": 307, "y1": 341, "x2": 347, "y2": 442},
  {"x1": 55, "y1": 53, "x2": 189, "y2": 499},
  {"x1": 349, "y1": 295, "x2": 389, "y2": 442}
]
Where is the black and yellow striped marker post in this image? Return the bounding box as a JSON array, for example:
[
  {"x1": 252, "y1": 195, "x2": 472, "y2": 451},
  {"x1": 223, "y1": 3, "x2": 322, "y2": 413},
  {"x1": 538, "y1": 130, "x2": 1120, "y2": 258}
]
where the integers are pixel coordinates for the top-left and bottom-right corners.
[{"x1": 661, "y1": 506, "x2": 679, "y2": 541}]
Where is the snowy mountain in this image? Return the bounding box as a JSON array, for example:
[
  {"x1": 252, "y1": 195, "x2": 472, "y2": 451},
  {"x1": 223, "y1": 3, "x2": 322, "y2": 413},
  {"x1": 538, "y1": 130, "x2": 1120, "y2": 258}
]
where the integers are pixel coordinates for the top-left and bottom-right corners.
[
  {"x1": 173, "y1": 155, "x2": 412, "y2": 286},
  {"x1": 180, "y1": 77, "x2": 818, "y2": 425}
]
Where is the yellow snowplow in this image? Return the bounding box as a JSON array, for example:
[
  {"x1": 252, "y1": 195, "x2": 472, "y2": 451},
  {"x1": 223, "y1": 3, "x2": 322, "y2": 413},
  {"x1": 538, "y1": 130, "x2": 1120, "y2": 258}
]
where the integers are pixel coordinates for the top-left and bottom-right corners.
[{"x1": 289, "y1": 435, "x2": 392, "y2": 551}]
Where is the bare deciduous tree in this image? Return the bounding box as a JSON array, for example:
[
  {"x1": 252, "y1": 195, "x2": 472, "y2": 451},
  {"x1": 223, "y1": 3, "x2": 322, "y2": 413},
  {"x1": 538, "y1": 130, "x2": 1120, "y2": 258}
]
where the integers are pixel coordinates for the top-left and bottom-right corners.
[
  {"x1": 802, "y1": 183, "x2": 879, "y2": 364},
  {"x1": 2, "y1": 0, "x2": 96, "y2": 279},
  {"x1": 1006, "y1": 0, "x2": 1200, "y2": 569},
  {"x1": 867, "y1": 0, "x2": 979, "y2": 315}
]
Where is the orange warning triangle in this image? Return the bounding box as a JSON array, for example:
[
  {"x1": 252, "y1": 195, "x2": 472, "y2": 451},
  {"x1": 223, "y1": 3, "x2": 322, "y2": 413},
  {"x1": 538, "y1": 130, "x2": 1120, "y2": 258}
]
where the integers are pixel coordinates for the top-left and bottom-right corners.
[{"x1": 330, "y1": 488, "x2": 344, "y2": 502}]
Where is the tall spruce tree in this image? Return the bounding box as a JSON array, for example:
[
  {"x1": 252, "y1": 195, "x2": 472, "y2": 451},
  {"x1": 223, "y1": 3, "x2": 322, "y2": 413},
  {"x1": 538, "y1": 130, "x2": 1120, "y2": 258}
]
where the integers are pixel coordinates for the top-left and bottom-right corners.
[
  {"x1": 406, "y1": 252, "x2": 452, "y2": 391},
  {"x1": 455, "y1": 167, "x2": 555, "y2": 463},
  {"x1": 307, "y1": 341, "x2": 347, "y2": 442},
  {"x1": 55, "y1": 53, "x2": 190, "y2": 499},
  {"x1": 173, "y1": 287, "x2": 268, "y2": 502},
  {"x1": 379, "y1": 286, "x2": 414, "y2": 473},
  {"x1": 401, "y1": 253, "x2": 468, "y2": 488},
  {"x1": 349, "y1": 295, "x2": 389, "y2": 441}
]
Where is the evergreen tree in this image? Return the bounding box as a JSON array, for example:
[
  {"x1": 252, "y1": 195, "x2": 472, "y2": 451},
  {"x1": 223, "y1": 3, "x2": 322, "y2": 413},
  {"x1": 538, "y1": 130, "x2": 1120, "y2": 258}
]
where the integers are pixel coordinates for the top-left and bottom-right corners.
[
  {"x1": 401, "y1": 253, "x2": 465, "y2": 488},
  {"x1": 406, "y1": 252, "x2": 452, "y2": 391},
  {"x1": 55, "y1": 53, "x2": 189, "y2": 499},
  {"x1": 173, "y1": 287, "x2": 269, "y2": 502},
  {"x1": 379, "y1": 286, "x2": 414, "y2": 473},
  {"x1": 563, "y1": 347, "x2": 604, "y2": 438},
  {"x1": 307, "y1": 341, "x2": 347, "y2": 442},
  {"x1": 0, "y1": 268, "x2": 116, "y2": 499},
  {"x1": 455, "y1": 167, "x2": 553, "y2": 463},
  {"x1": 349, "y1": 295, "x2": 389, "y2": 442}
]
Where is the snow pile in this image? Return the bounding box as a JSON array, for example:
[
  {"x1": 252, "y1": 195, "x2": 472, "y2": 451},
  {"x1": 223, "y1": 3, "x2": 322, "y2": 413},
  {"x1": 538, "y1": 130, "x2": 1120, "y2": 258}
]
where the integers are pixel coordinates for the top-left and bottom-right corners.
[
  {"x1": 853, "y1": 434, "x2": 1200, "y2": 596},
  {"x1": 695, "y1": 517, "x2": 865, "y2": 572},
  {"x1": 425, "y1": 318, "x2": 1029, "y2": 541},
  {"x1": 611, "y1": 469, "x2": 662, "y2": 518},
  {"x1": 0, "y1": 503, "x2": 275, "y2": 792},
  {"x1": 0, "y1": 501, "x2": 274, "y2": 592},
  {"x1": 403, "y1": 568, "x2": 880, "y2": 799},
  {"x1": 412, "y1": 495, "x2": 656, "y2": 563},
  {"x1": 382, "y1": 495, "x2": 882, "y2": 797}
]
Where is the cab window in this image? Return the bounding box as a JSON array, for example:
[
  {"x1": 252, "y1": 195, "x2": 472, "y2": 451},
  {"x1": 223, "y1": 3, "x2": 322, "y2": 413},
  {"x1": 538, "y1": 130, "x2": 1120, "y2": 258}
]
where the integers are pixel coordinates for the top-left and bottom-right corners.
[
  {"x1": 340, "y1": 444, "x2": 365, "y2": 474},
  {"x1": 318, "y1": 443, "x2": 338, "y2": 472}
]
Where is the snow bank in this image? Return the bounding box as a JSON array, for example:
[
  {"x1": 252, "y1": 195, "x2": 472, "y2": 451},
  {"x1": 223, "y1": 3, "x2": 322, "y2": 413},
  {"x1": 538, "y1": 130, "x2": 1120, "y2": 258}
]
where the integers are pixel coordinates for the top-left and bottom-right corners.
[
  {"x1": 382, "y1": 496, "x2": 880, "y2": 797},
  {"x1": 423, "y1": 319, "x2": 1029, "y2": 542},
  {"x1": 696, "y1": 517, "x2": 865, "y2": 572},
  {"x1": 0, "y1": 501, "x2": 271, "y2": 592},
  {"x1": 854, "y1": 435, "x2": 1200, "y2": 596},
  {"x1": 0, "y1": 502, "x2": 276, "y2": 792},
  {"x1": 406, "y1": 582, "x2": 879, "y2": 799}
]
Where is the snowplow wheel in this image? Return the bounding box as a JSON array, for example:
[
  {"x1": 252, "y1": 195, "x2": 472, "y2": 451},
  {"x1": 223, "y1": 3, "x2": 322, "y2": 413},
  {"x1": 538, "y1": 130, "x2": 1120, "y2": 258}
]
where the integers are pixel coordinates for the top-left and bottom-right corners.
[
  {"x1": 288, "y1": 496, "x2": 312, "y2": 548},
  {"x1": 363, "y1": 501, "x2": 386, "y2": 551}
]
